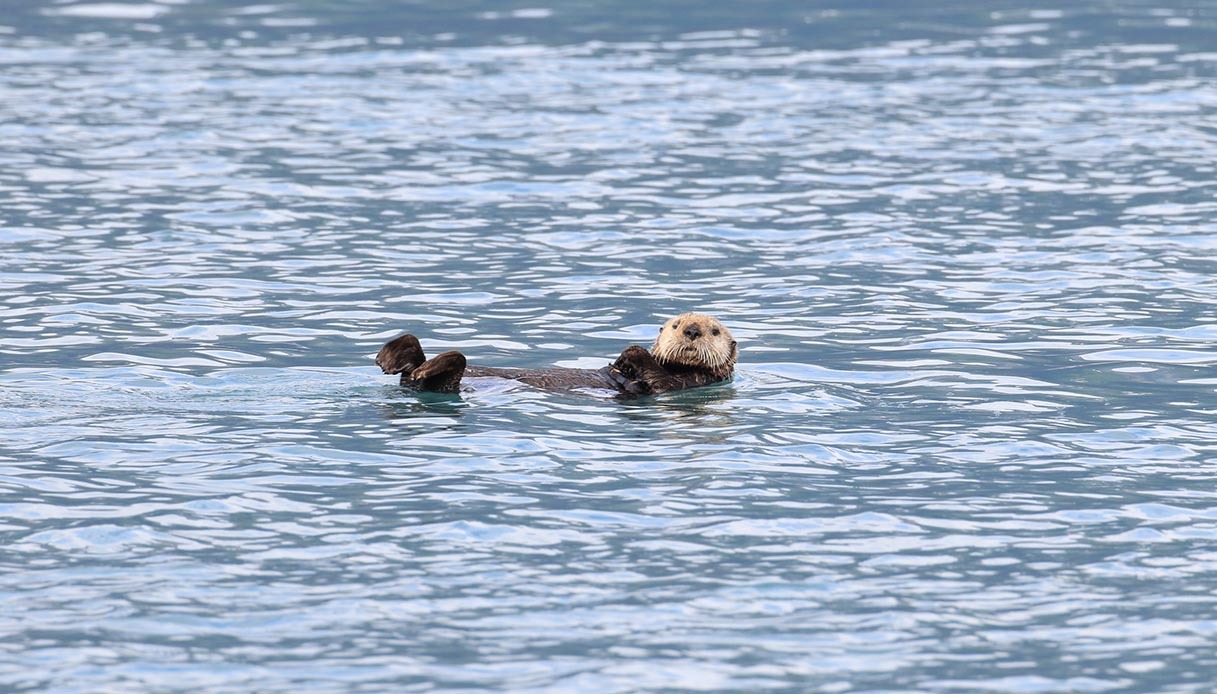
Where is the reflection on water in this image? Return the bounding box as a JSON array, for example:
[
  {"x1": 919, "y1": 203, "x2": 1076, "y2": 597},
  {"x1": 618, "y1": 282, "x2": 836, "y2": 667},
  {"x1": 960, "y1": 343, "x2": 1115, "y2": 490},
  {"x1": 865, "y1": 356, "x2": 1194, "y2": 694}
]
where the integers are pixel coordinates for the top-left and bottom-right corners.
[{"x1": 4, "y1": 0, "x2": 1217, "y2": 691}]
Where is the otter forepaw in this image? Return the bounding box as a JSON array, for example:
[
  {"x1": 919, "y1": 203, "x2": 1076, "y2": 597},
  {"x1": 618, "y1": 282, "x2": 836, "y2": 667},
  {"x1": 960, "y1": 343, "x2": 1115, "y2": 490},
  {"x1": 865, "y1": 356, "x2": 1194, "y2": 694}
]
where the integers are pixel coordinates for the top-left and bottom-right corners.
[{"x1": 612, "y1": 345, "x2": 652, "y2": 379}]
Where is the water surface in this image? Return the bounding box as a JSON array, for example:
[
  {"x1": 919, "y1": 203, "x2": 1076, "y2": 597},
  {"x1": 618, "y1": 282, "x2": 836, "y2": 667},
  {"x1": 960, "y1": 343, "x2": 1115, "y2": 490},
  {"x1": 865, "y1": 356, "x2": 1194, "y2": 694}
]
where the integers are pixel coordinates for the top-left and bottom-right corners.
[{"x1": 4, "y1": 1, "x2": 1217, "y2": 691}]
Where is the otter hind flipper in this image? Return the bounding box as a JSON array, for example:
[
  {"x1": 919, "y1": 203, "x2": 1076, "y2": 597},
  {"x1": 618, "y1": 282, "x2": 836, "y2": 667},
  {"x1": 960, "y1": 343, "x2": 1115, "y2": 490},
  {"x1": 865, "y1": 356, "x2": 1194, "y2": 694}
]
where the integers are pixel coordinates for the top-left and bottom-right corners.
[
  {"x1": 409, "y1": 350, "x2": 467, "y2": 393},
  {"x1": 377, "y1": 334, "x2": 426, "y2": 376},
  {"x1": 376, "y1": 312, "x2": 737, "y2": 397}
]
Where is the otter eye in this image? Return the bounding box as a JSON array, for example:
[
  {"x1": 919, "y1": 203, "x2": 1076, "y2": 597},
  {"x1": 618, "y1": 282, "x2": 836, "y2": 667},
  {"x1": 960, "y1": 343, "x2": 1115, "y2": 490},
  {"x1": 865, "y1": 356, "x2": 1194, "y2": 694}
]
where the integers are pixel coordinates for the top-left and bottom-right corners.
[
  {"x1": 712, "y1": 328, "x2": 720, "y2": 336},
  {"x1": 672, "y1": 322, "x2": 679, "y2": 329}
]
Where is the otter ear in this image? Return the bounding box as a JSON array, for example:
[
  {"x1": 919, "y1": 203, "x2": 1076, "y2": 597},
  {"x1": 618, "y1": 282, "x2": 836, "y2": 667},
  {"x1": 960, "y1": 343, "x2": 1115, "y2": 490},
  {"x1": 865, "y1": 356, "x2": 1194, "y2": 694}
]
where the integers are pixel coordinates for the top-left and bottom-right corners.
[{"x1": 376, "y1": 334, "x2": 426, "y2": 375}]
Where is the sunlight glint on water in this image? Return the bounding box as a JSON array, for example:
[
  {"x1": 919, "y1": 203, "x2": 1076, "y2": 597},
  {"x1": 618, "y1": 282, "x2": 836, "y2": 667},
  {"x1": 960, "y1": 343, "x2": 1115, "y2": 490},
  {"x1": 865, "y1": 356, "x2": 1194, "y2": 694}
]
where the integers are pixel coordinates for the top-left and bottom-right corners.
[{"x1": 3, "y1": 1, "x2": 1217, "y2": 691}]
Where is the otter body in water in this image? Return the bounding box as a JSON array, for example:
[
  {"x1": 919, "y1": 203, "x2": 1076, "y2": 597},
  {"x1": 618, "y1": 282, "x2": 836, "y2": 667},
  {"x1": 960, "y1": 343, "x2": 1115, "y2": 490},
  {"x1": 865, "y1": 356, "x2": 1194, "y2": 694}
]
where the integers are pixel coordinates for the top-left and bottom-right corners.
[{"x1": 376, "y1": 313, "x2": 737, "y2": 396}]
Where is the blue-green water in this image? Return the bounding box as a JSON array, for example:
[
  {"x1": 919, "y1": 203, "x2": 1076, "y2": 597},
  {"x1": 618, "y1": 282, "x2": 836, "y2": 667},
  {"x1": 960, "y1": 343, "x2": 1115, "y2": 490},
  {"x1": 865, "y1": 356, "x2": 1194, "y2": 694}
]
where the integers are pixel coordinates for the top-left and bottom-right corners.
[{"x1": 4, "y1": 1, "x2": 1217, "y2": 691}]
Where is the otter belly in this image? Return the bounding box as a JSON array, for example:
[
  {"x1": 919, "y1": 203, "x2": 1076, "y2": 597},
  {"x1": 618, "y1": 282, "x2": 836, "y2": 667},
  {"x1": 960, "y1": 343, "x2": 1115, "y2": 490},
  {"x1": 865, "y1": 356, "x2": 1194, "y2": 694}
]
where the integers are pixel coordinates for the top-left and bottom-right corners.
[{"x1": 464, "y1": 365, "x2": 623, "y2": 392}]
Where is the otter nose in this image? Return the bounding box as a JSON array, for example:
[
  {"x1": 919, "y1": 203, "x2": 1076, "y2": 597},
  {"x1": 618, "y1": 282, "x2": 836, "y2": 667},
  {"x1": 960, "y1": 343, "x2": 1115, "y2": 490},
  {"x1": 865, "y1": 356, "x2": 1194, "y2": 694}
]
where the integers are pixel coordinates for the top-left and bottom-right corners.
[{"x1": 683, "y1": 325, "x2": 702, "y2": 340}]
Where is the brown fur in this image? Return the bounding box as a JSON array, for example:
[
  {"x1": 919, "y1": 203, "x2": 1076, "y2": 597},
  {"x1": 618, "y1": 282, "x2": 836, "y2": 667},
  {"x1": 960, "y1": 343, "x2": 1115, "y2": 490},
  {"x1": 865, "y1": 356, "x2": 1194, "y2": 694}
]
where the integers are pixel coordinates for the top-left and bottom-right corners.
[{"x1": 377, "y1": 313, "x2": 737, "y2": 396}]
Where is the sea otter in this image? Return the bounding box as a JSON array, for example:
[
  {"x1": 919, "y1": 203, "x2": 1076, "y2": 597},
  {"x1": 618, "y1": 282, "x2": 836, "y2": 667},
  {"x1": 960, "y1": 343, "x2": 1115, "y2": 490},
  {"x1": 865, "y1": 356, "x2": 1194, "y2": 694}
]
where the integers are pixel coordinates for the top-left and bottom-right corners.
[{"x1": 376, "y1": 313, "x2": 737, "y2": 396}]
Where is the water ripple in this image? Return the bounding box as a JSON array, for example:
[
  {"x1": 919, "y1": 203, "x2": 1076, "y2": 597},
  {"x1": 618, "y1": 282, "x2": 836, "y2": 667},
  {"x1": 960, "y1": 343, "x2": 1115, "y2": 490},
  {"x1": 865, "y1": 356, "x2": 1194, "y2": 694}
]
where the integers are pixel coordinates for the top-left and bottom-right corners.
[{"x1": 5, "y1": 1, "x2": 1217, "y2": 691}]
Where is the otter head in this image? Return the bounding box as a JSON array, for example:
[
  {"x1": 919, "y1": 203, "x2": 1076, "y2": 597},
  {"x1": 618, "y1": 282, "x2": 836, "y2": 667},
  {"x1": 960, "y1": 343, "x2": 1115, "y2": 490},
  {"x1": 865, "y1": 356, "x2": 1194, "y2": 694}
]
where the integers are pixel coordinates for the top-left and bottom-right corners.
[{"x1": 651, "y1": 312, "x2": 737, "y2": 377}]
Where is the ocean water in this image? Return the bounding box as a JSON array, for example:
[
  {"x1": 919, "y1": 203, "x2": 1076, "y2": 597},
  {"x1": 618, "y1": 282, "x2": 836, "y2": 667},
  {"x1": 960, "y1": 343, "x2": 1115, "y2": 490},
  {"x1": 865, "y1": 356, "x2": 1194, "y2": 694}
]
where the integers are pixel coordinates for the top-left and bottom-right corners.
[{"x1": 4, "y1": 1, "x2": 1217, "y2": 691}]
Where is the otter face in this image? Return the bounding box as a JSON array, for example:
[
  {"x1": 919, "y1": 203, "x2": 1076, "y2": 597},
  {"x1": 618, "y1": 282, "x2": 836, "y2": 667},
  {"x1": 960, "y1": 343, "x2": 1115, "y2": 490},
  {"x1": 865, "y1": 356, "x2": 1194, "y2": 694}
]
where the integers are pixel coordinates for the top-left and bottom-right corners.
[{"x1": 651, "y1": 312, "x2": 737, "y2": 374}]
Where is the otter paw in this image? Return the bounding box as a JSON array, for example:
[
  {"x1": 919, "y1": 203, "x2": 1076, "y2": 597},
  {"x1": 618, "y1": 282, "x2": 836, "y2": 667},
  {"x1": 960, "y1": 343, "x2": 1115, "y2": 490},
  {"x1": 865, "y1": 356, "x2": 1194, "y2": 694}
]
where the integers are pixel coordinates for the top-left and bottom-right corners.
[
  {"x1": 409, "y1": 350, "x2": 467, "y2": 393},
  {"x1": 411, "y1": 350, "x2": 465, "y2": 379},
  {"x1": 612, "y1": 345, "x2": 652, "y2": 379},
  {"x1": 377, "y1": 334, "x2": 425, "y2": 375}
]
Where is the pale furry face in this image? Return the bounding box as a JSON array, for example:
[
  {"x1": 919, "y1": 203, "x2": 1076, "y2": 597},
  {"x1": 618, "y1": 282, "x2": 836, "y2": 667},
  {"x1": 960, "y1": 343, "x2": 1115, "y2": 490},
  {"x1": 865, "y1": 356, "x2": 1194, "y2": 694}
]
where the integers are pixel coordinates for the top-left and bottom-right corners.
[{"x1": 651, "y1": 312, "x2": 737, "y2": 372}]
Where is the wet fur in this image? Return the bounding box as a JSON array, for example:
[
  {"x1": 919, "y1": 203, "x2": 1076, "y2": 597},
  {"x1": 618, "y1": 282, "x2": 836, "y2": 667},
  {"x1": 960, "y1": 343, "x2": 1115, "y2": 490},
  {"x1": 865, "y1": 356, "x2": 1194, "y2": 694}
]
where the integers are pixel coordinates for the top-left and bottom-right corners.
[{"x1": 376, "y1": 313, "x2": 737, "y2": 396}]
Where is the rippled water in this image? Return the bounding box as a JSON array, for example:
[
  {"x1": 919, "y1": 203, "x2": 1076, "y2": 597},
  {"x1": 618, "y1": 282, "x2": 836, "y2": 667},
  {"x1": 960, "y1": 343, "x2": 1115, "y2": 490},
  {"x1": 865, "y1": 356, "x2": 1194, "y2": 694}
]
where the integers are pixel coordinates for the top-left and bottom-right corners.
[{"x1": 5, "y1": 1, "x2": 1217, "y2": 691}]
